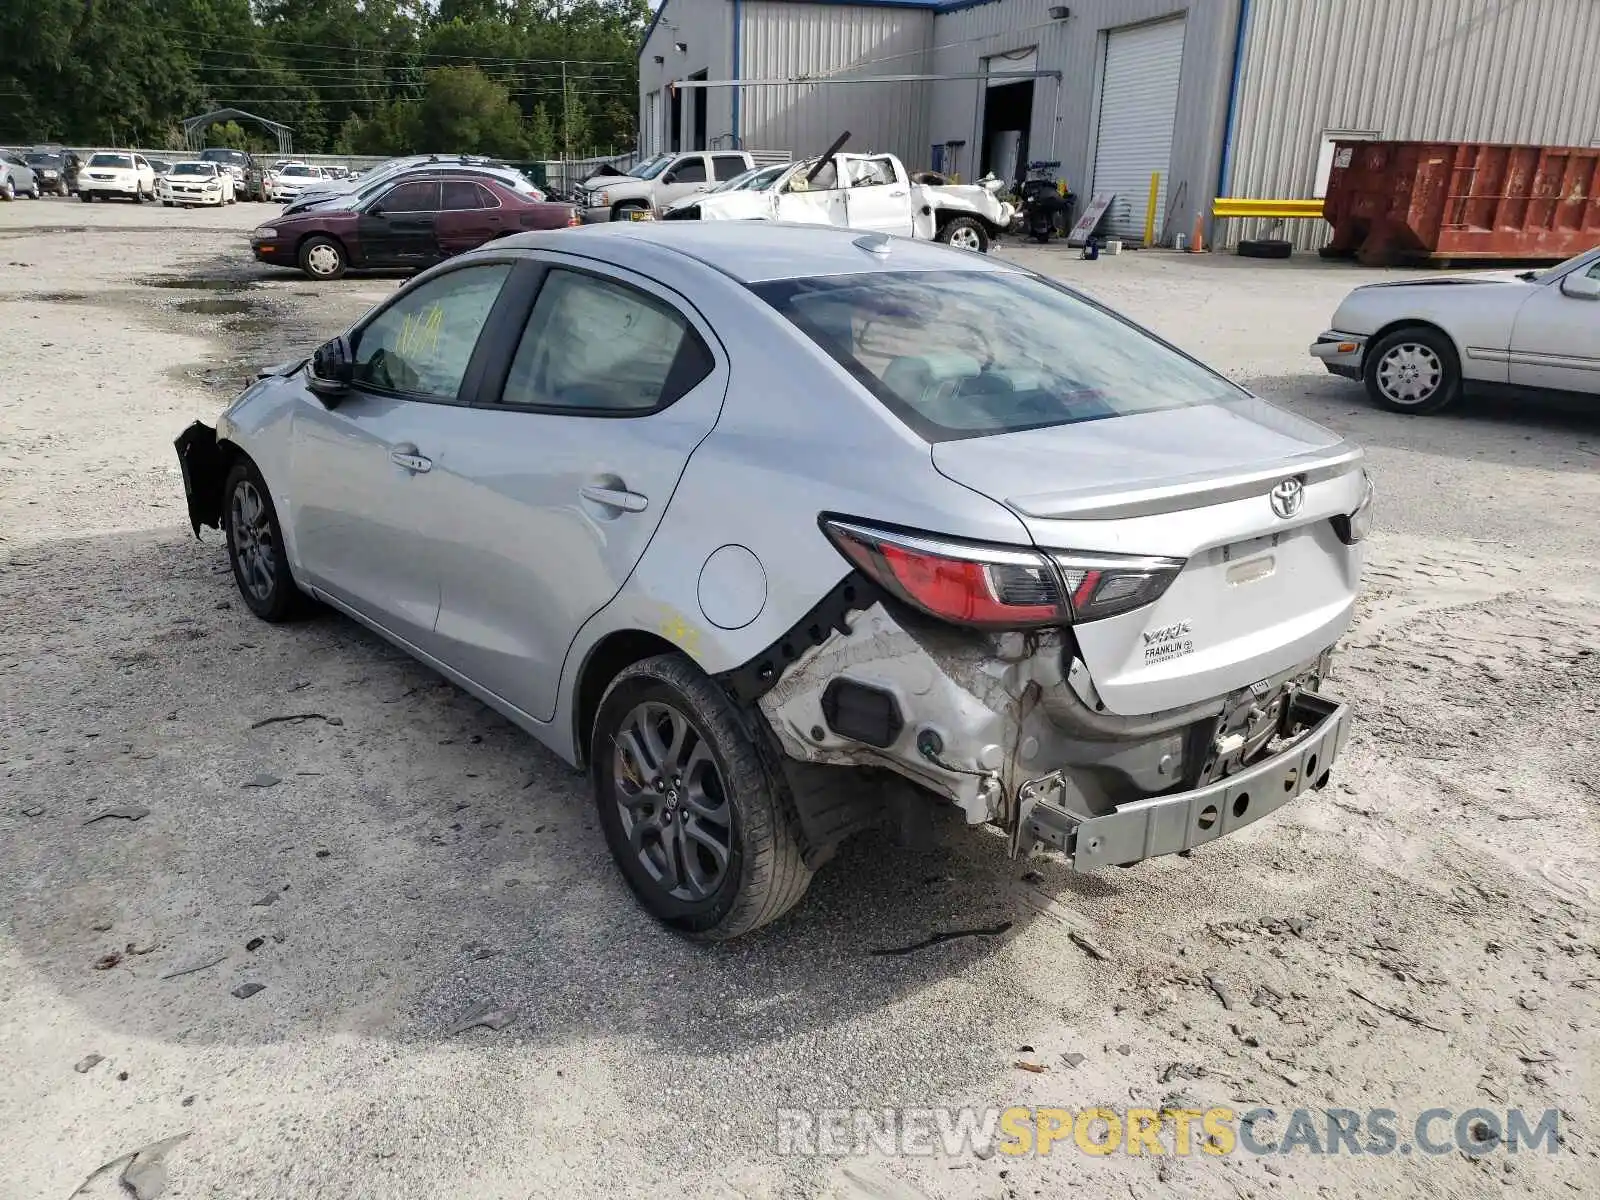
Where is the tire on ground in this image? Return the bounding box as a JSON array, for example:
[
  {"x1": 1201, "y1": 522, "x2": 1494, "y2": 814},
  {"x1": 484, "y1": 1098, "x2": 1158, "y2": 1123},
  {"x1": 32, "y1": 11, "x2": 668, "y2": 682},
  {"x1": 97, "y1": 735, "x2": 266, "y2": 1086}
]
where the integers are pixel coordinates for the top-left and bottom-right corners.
[
  {"x1": 222, "y1": 457, "x2": 315, "y2": 623},
  {"x1": 1362, "y1": 325, "x2": 1463, "y2": 416},
  {"x1": 1237, "y1": 238, "x2": 1292, "y2": 259},
  {"x1": 935, "y1": 215, "x2": 990, "y2": 253},
  {"x1": 298, "y1": 235, "x2": 348, "y2": 280},
  {"x1": 590, "y1": 652, "x2": 813, "y2": 940}
]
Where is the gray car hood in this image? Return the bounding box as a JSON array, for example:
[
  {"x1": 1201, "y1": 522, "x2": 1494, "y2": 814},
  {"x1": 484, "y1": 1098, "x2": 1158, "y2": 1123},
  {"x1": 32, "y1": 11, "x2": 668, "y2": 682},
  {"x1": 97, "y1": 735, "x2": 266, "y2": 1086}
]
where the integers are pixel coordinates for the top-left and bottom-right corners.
[{"x1": 932, "y1": 396, "x2": 1357, "y2": 520}]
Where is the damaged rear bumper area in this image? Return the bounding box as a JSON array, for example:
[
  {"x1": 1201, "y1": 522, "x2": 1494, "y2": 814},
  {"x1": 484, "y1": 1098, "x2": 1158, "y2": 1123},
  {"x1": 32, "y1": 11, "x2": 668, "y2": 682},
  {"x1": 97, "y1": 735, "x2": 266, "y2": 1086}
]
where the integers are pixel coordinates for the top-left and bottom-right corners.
[{"x1": 745, "y1": 588, "x2": 1348, "y2": 870}]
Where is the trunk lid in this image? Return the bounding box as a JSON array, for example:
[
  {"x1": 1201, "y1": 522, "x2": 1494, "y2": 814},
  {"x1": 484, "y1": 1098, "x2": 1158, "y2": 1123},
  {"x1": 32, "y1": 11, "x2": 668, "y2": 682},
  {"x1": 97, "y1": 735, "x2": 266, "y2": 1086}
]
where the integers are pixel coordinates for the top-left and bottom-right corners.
[{"x1": 932, "y1": 398, "x2": 1367, "y2": 716}]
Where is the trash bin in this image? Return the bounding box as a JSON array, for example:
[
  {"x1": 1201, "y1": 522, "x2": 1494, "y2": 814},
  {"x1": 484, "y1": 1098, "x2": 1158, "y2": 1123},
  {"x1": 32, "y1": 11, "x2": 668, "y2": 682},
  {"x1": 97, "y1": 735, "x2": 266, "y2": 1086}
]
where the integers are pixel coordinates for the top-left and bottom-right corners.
[{"x1": 1322, "y1": 140, "x2": 1600, "y2": 266}]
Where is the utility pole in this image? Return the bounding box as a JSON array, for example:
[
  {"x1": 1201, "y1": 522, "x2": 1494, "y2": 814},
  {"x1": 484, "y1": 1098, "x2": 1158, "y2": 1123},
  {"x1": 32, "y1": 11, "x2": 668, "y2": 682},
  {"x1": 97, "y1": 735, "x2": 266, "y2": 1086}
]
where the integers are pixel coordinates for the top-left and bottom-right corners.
[{"x1": 561, "y1": 58, "x2": 569, "y2": 163}]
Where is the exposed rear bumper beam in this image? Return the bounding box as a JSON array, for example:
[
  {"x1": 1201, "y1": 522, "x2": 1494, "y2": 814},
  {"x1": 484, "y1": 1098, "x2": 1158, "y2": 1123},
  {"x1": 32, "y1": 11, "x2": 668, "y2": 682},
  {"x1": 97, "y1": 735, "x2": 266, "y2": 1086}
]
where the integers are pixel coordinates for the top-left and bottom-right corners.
[{"x1": 1021, "y1": 691, "x2": 1349, "y2": 868}]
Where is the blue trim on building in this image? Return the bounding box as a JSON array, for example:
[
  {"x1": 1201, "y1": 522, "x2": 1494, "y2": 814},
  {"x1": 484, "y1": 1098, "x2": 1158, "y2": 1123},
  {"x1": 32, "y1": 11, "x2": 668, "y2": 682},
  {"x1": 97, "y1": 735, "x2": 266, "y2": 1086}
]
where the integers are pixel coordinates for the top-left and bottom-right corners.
[{"x1": 1215, "y1": 0, "x2": 1251, "y2": 198}]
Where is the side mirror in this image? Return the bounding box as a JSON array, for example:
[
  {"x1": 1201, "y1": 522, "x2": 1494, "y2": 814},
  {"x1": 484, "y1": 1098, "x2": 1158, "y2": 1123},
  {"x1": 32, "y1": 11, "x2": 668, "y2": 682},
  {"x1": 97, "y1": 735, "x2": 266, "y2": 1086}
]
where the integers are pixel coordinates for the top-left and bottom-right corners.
[
  {"x1": 1560, "y1": 273, "x2": 1600, "y2": 300},
  {"x1": 661, "y1": 171, "x2": 677, "y2": 185},
  {"x1": 307, "y1": 336, "x2": 354, "y2": 404}
]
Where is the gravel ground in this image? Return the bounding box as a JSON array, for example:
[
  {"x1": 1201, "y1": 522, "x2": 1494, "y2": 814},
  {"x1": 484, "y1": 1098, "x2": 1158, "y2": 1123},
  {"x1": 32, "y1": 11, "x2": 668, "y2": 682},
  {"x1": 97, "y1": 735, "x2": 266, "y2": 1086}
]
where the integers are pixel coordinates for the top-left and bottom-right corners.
[{"x1": 1, "y1": 200, "x2": 1596, "y2": 1200}]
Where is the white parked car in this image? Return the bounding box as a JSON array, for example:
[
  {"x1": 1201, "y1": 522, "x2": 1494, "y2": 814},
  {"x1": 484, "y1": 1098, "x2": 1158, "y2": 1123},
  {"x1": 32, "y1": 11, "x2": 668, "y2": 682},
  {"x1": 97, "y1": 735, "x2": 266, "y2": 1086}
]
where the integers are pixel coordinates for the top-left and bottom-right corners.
[
  {"x1": 663, "y1": 150, "x2": 1014, "y2": 252},
  {"x1": 1311, "y1": 246, "x2": 1600, "y2": 413},
  {"x1": 270, "y1": 163, "x2": 329, "y2": 201},
  {"x1": 158, "y1": 161, "x2": 236, "y2": 207},
  {"x1": 78, "y1": 152, "x2": 157, "y2": 203}
]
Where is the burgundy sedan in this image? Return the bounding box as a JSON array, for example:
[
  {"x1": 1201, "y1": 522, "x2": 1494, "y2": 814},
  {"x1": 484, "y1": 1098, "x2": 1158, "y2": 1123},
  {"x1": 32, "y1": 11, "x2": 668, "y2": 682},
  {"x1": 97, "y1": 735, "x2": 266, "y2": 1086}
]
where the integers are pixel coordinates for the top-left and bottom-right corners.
[{"x1": 251, "y1": 172, "x2": 578, "y2": 280}]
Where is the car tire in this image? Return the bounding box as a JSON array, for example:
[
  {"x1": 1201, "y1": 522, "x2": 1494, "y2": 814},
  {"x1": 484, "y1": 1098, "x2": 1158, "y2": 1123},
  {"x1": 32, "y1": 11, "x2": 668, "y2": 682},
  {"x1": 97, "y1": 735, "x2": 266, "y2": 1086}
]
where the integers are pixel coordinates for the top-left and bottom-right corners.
[
  {"x1": 0, "y1": 181, "x2": 13, "y2": 202},
  {"x1": 591, "y1": 652, "x2": 813, "y2": 940},
  {"x1": 1237, "y1": 238, "x2": 1292, "y2": 259},
  {"x1": 1363, "y1": 326, "x2": 1462, "y2": 415},
  {"x1": 223, "y1": 458, "x2": 313, "y2": 623},
  {"x1": 57, "y1": 181, "x2": 69, "y2": 197},
  {"x1": 298, "y1": 235, "x2": 347, "y2": 280},
  {"x1": 79, "y1": 190, "x2": 93, "y2": 202},
  {"x1": 28, "y1": 183, "x2": 41, "y2": 199},
  {"x1": 611, "y1": 201, "x2": 649, "y2": 221},
  {"x1": 162, "y1": 200, "x2": 173, "y2": 207},
  {"x1": 936, "y1": 215, "x2": 990, "y2": 253}
]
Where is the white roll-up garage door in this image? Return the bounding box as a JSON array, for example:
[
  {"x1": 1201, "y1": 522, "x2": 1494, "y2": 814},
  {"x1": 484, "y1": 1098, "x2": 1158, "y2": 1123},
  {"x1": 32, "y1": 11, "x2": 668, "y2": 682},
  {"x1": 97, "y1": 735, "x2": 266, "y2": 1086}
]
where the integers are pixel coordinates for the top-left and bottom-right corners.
[{"x1": 1090, "y1": 17, "x2": 1186, "y2": 242}]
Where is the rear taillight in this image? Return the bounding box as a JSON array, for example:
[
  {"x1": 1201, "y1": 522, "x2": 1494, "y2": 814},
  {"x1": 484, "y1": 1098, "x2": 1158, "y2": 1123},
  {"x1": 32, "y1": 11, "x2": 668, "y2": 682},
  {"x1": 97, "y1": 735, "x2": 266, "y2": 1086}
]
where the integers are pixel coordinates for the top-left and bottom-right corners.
[{"x1": 821, "y1": 518, "x2": 1183, "y2": 629}]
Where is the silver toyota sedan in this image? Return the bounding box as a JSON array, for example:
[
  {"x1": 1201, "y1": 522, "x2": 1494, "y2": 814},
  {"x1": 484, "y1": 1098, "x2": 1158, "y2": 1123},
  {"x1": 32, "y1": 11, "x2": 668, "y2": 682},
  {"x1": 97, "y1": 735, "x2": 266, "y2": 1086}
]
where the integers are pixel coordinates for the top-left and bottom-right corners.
[{"x1": 175, "y1": 223, "x2": 1371, "y2": 939}]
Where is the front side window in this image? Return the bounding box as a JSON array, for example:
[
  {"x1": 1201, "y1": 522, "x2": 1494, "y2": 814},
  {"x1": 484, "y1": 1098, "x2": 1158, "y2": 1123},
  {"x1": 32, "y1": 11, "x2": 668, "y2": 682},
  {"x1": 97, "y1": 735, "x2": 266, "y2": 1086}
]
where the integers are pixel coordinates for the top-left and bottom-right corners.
[
  {"x1": 785, "y1": 160, "x2": 838, "y2": 192},
  {"x1": 670, "y1": 157, "x2": 706, "y2": 184},
  {"x1": 351, "y1": 264, "x2": 511, "y2": 399},
  {"x1": 501, "y1": 269, "x2": 713, "y2": 412},
  {"x1": 378, "y1": 181, "x2": 439, "y2": 213},
  {"x1": 754, "y1": 270, "x2": 1243, "y2": 441}
]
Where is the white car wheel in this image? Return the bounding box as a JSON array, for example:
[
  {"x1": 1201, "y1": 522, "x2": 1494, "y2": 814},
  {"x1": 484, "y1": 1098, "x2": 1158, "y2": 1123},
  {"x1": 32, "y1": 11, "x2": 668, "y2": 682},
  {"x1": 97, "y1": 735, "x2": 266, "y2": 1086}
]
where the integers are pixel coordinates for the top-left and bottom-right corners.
[{"x1": 1376, "y1": 344, "x2": 1441, "y2": 405}]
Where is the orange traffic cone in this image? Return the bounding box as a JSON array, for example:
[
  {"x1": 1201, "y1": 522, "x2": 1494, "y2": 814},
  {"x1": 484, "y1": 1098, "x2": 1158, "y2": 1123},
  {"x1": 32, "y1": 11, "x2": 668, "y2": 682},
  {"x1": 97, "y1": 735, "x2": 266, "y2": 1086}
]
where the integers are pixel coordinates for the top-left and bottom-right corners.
[{"x1": 1188, "y1": 212, "x2": 1205, "y2": 253}]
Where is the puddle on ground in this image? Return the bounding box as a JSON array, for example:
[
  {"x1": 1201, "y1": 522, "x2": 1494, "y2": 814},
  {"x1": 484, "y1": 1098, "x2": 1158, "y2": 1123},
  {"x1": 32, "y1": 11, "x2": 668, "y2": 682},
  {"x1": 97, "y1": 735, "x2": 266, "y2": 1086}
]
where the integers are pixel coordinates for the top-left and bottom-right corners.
[
  {"x1": 31, "y1": 291, "x2": 92, "y2": 303},
  {"x1": 138, "y1": 276, "x2": 256, "y2": 292},
  {"x1": 176, "y1": 297, "x2": 257, "y2": 316}
]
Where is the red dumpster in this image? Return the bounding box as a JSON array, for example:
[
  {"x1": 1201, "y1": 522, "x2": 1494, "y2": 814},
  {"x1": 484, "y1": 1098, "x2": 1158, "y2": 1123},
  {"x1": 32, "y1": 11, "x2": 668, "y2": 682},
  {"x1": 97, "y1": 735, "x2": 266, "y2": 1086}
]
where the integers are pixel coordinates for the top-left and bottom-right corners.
[{"x1": 1321, "y1": 140, "x2": 1600, "y2": 266}]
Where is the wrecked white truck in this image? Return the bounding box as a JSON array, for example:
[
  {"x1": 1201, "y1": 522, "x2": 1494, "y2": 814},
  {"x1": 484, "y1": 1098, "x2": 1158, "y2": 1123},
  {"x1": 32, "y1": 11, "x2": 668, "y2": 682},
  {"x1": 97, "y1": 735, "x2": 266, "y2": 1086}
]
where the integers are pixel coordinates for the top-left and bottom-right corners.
[
  {"x1": 663, "y1": 138, "x2": 1014, "y2": 253},
  {"x1": 175, "y1": 222, "x2": 1368, "y2": 941}
]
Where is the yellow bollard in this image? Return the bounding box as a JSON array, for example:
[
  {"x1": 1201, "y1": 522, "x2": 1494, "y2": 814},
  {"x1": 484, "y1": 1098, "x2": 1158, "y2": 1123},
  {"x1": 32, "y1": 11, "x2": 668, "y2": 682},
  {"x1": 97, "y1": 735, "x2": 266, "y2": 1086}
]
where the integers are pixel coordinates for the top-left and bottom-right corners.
[{"x1": 1144, "y1": 171, "x2": 1160, "y2": 248}]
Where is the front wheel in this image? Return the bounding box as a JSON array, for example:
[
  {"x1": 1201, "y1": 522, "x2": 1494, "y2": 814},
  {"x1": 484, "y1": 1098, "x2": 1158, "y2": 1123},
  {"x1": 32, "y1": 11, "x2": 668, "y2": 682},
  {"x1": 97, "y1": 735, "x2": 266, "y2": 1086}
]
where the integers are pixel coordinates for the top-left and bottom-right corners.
[
  {"x1": 1364, "y1": 326, "x2": 1462, "y2": 415},
  {"x1": 591, "y1": 653, "x2": 813, "y2": 940},
  {"x1": 936, "y1": 215, "x2": 990, "y2": 253},
  {"x1": 0, "y1": 181, "x2": 13, "y2": 202},
  {"x1": 28, "y1": 184, "x2": 41, "y2": 199},
  {"x1": 223, "y1": 459, "x2": 313, "y2": 622},
  {"x1": 298, "y1": 235, "x2": 347, "y2": 280},
  {"x1": 79, "y1": 190, "x2": 93, "y2": 202}
]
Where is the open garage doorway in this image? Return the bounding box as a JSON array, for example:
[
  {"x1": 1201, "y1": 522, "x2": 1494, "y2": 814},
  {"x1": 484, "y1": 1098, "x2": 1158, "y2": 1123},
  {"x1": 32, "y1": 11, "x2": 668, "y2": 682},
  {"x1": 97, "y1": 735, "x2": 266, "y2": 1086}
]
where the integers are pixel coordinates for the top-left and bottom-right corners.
[{"x1": 980, "y1": 49, "x2": 1036, "y2": 188}]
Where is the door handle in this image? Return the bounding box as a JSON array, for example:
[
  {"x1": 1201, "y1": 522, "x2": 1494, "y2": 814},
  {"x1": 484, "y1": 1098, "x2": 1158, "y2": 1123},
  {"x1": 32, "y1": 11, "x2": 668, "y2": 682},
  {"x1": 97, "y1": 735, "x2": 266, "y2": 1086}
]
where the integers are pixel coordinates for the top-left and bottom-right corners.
[
  {"x1": 889, "y1": 190, "x2": 907, "y2": 197},
  {"x1": 390, "y1": 445, "x2": 432, "y2": 473},
  {"x1": 580, "y1": 484, "x2": 648, "y2": 513}
]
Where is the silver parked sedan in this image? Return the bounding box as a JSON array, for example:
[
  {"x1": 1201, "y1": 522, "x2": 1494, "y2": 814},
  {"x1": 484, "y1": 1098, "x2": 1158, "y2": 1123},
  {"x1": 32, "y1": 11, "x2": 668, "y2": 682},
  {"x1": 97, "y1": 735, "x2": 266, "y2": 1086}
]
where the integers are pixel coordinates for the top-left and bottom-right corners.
[
  {"x1": 175, "y1": 223, "x2": 1371, "y2": 939},
  {"x1": 1311, "y1": 245, "x2": 1600, "y2": 414}
]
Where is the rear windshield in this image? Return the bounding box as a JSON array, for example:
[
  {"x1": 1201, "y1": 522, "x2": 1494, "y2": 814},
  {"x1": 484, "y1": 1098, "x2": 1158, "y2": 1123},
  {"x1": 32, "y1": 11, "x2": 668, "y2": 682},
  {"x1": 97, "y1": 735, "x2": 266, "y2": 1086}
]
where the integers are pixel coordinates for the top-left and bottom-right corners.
[
  {"x1": 171, "y1": 163, "x2": 213, "y2": 176},
  {"x1": 88, "y1": 154, "x2": 134, "y2": 169},
  {"x1": 282, "y1": 165, "x2": 316, "y2": 176},
  {"x1": 752, "y1": 270, "x2": 1243, "y2": 441},
  {"x1": 201, "y1": 149, "x2": 247, "y2": 164}
]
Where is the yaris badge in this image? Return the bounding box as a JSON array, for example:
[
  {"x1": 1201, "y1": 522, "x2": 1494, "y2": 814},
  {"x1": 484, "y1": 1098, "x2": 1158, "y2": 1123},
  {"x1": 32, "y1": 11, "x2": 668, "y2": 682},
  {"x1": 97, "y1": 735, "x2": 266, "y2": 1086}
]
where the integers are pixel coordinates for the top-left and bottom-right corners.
[{"x1": 1269, "y1": 478, "x2": 1304, "y2": 519}]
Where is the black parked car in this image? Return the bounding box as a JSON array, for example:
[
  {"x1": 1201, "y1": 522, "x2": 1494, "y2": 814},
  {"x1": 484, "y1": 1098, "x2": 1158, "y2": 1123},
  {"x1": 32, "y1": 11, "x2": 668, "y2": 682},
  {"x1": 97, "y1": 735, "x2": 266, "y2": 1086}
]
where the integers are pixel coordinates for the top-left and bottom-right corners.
[{"x1": 25, "y1": 148, "x2": 81, "y2": 196}]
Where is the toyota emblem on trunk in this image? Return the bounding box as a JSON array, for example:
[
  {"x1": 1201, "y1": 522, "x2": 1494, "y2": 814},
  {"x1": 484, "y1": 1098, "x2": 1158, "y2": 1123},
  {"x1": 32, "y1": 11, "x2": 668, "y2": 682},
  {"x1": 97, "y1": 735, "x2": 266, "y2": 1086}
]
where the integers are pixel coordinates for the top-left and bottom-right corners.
[{"x1": 1269, "y1": 478, "x2": 1304, "y2": 519}]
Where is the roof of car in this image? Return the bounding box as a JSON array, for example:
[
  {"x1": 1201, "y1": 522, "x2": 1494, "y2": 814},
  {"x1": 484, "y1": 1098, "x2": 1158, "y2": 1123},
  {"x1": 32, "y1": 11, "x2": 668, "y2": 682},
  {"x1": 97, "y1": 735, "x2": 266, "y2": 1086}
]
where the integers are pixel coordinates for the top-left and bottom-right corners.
[{"x1": 494, "y1": 221, "x2": 1021, "y2": 284}]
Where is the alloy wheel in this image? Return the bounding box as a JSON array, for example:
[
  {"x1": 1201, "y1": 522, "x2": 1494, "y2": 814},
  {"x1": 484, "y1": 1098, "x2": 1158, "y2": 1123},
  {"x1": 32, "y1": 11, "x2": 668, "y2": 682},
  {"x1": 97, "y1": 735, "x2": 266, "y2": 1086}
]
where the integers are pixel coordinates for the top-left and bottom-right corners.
[
  {"x1": 948, "y1": 224, "x2": 982, "y2": 251},
  {"x1": 612, "y1": 701, "x2": 734, "y2": 903},
  {"x1": 1376, "y1": 342, "x2": 1442, "y2": 405},
  {"x1": 229, "y1": 479, "x2": 277, "y2": 603}
]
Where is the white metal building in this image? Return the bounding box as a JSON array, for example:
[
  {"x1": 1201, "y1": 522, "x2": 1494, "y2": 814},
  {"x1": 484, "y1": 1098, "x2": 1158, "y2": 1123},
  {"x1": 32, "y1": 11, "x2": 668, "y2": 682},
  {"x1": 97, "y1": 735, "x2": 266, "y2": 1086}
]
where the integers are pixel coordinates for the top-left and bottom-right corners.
[{"x1": 638, "y1": 0, "x2": 1600, "y2": 247}]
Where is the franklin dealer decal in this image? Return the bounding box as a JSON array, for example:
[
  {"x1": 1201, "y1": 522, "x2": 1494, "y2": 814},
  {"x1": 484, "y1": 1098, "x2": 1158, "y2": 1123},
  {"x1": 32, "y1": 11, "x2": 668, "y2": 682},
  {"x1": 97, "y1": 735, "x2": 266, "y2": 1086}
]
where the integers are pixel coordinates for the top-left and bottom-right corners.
[{"x1": 1143, "y1": 620, "x2": 1194, "y2": 665}]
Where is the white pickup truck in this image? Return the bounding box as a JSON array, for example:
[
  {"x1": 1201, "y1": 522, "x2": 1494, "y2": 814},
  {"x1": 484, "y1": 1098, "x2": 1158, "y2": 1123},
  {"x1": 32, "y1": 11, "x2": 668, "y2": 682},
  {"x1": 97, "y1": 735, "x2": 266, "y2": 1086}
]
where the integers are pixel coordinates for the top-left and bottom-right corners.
[
  {"x1": 661, "y1": 150, "x2": 1013, "y2": 252},
  {"x1": 577, "y1": 149, "x2": 789, "y2": 223}
]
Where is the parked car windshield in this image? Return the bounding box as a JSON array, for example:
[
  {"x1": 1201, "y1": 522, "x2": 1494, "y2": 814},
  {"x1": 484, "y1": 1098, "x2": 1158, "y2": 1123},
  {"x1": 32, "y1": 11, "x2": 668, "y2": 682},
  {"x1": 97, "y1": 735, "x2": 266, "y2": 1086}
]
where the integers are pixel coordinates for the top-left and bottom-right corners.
[
  {"x1": 26, "y1": 153, "x2": 63, "y2": 168},
  {"x1": 632, "y1": 155, "x2": 673, "y2": 180},
  {"x1": 201, "y1": 149, "x2": 248, "y2": 164},
  {"x1": 281, "y1": 165, "x2": 318, "y2": 177},
  {"x1": 88, "y1": 154, "x2": 134, "y2": 169},
  {"x1": 754, "y1": 269, "x2": 1243, "y2": 441},
  {"x1": 170, "y1": 163, "x2": 215, "y2": 176}
]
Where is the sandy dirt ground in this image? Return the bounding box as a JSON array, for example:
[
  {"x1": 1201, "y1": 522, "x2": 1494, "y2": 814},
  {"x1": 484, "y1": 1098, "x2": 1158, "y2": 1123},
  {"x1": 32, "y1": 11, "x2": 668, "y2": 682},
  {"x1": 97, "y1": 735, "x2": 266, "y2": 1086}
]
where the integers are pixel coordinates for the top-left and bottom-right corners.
[{"x1": 1, "y1": 200, "x2": 1596, "y2": 1200}]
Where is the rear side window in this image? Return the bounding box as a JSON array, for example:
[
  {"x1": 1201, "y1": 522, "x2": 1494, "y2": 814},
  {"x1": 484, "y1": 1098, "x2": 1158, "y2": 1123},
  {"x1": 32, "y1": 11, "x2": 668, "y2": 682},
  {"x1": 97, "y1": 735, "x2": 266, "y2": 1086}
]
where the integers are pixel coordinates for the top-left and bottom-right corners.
[
  {"x1": 500, "y1": 269, "x2": 713, "y2": 413},
  {"x1": 752, "y1": 270, "x2": 1242, "y2": 441},
  {"x1": 712, "y1": 155, "x2": 747, "y2": 181},
  {"x1": 442, "y1": 180, "x2": 483, "y2": 210}
]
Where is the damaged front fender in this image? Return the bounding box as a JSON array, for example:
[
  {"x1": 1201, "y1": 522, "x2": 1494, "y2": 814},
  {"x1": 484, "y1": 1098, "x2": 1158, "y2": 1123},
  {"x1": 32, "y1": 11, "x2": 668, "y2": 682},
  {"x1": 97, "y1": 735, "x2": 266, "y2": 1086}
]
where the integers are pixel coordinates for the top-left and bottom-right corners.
[{"x1": 174, "y1": 421, "x2": 225, "y2": 537}]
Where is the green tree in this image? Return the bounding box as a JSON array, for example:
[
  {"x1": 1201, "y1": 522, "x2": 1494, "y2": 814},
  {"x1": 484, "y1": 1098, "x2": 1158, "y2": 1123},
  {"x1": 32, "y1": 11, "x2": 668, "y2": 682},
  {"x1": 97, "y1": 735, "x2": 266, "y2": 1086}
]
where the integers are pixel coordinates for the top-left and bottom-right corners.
[
  {"x1": 526, "y1": 103, "x2": 556, "y2": 160},
  {"x1": 407, "y1": 66, "x2": 528, "y2": 157},
  {"x1": 557, "y1": 80, "x2": 590, "y2": 158}
]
